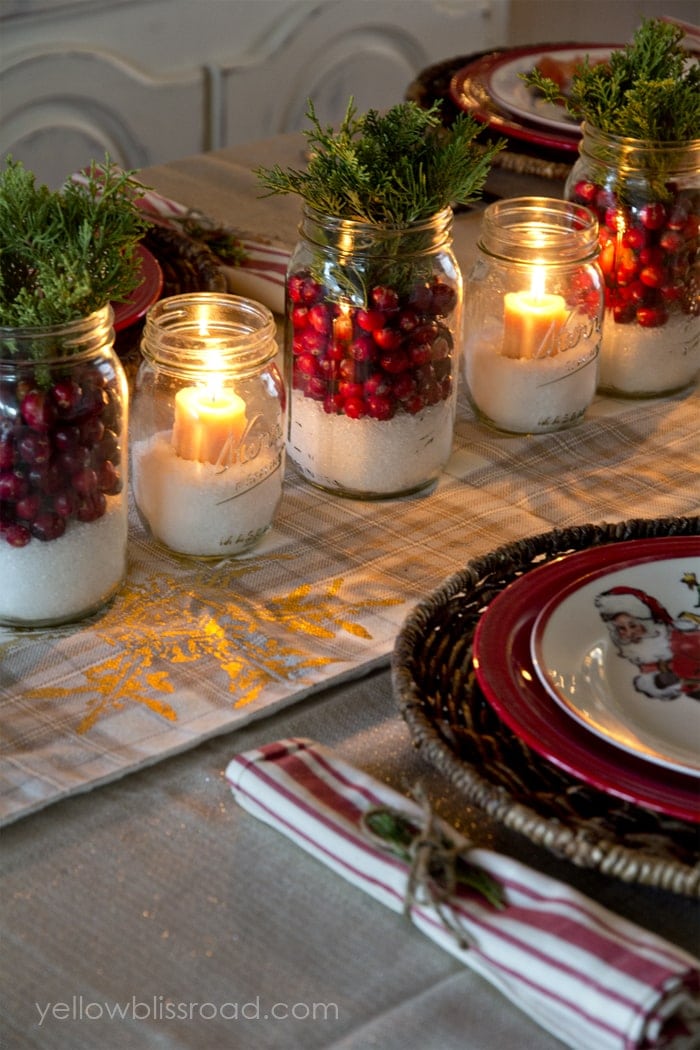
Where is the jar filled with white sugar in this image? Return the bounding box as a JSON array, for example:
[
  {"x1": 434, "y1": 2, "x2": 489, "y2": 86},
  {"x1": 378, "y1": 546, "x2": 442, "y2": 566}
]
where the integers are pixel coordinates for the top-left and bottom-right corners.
[
  {"x1": 284, "y1": 206, "x2": 462, "y2": 498},
  {"x1": 464, "y1": 197, "x2": 604, "y2": 434},
  {"x1": 0, "y1": 306, "x2": 128, "y2": 626},
  {"x1": 131, "y1": 293, "x2": 285, "y2": 559}
]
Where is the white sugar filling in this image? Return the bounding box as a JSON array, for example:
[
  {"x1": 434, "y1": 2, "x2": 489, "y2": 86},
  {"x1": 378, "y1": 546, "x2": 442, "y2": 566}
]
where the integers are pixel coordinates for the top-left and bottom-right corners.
[
  {"x1": 0, "y1": 500, "x2": 127, "y2": 624},
  {"x1": 598, "y1": 310, "x2": 699, "y2": 395},
  {"x1": 288, "y1": 391, "x2": 454, "y2": 495},
  {"x1": 132, "y1": 432, "x2": 283, "y2": 557}
]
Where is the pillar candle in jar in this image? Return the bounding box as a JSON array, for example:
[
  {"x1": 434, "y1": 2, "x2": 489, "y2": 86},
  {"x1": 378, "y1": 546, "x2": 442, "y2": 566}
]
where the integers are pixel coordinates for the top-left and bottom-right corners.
[
  {"x1": 501, "y1": 265, "x2": 568, "y2": 360},
  {"x1": 172, "y1": 381, "x2": 246, "y2": 465}
]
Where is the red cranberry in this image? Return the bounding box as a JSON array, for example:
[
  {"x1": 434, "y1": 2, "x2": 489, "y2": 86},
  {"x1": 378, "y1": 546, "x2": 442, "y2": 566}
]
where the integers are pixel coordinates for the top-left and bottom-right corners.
[
  {"x1": 639, "y1": 202, "x2": 666, "y2": 230},
  {"x1": 343, "y1": 396, "x2": 366, "y2": 419},
  {"x1": 4, "y1": 523, "x2": 31, "y2": 547},
  {"x1": 370, "y1": 286, "x2": 399, "y2": 312},
  {"x1": 72, "y1": 467, "x2": 99, "y2": 496},
  {"x1": 373, "y1": 327, "x2": 403, "y2": 351},
  {"x1": 0, "y1": 470, "x2": 27, "y2": 501},
  {"x1": 51, "y1": 377, "x2": 83, "y2": 416},
  {"x1": 97, "y1": 461, "x2": 121, "y2": 495},
  {"x1": 76, "y1": 490, "x2": 107, "y2": 522},
  {"x1": 31, "y1": 511, "x2": 66, "y2": 542},
  {"x1": 356, "y1": 308, "x2": 384, "y2": 332},
  {"x1": 639, "y1": 265, "x2": 665, "y2": 288},
  {"x1": 15, "y1": 492, "x2": 40, "y2": 521},
  {"x1": 428, "y1": 281, "x2": 457, "y2": 317},
  {"x1": 21, "y1": 389, "x2": 55, "y2": 430},
  {"x1": 637, "y1": 304, "x2": 667, "y2": 327},
  {"x1": 366, "y1": 393, "x2": 395, "y2": 420},
  {"x1": 307, "y1": 303, "x2": 331, "y2": 333}
]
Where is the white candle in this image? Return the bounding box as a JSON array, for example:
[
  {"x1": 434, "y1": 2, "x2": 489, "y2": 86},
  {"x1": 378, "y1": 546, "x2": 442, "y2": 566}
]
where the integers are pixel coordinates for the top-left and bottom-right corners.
[
  {"x1": 172, "y1": 382, "x2": 247, "y2": 466},
  {"x1": 502, "y1": 265, "x2": 568, "y2": 360}
]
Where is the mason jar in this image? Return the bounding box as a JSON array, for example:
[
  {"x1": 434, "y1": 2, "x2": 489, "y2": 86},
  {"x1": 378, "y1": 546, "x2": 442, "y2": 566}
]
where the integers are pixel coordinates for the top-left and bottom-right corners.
[
  {"x1": 0, "y1": 305, "x2": 128, "y2": 626},
  {"x1": 464, "y1": 197, "x2": 604, "y2": 433},
  {"x1": 565, "y1": 124, "x2": 700, "y2": 397},
  {"x1": 131, "y1": 293, "x2": 285, "y2": 558},
  {"x1": 285, "y1": 205, "x2": 463, "y2": 498}
]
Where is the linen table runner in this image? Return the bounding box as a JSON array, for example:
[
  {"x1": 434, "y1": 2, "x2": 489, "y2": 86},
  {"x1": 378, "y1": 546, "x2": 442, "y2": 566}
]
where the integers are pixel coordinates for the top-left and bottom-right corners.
[
  {"x1": 226, "y1": 738, "x2": 700, "y2": 1050},
  {"x1": 0, "y1": 384, "x2": 697, "y2": 826}
]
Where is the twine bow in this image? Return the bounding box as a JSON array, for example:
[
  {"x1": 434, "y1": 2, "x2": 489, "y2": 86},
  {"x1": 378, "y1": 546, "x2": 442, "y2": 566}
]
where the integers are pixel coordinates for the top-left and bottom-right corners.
[{"x1": 361, "y1": 784, "x2": 504, "y2": 950}]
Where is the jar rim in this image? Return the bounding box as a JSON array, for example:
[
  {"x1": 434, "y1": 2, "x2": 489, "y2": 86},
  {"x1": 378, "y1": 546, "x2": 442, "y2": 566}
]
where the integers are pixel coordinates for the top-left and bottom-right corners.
[
  {"x1": 477, "y1": 196, "x2": 600, "y2": 264},
  {"x1": 580, "y1": 121, "x2": 700, "y2": 150},
  {"x1": 141, "y1": 292, "x2": 278, "y2": 378}
]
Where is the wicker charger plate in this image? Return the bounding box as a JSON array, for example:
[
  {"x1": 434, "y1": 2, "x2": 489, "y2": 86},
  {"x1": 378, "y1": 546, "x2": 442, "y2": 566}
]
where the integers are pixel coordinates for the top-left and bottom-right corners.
[{"x1": 392, "y1": 516, "x2": 700, "y2": 897}]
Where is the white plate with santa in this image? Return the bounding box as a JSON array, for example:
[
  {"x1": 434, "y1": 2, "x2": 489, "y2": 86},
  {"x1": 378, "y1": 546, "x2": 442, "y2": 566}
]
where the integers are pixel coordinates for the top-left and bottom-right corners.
[{"x1": 531, "y1": 545, "x2": 700, "y2": 778}]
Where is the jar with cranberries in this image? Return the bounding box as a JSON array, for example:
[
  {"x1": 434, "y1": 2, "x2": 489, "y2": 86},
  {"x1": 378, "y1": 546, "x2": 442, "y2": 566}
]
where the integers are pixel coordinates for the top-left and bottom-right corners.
[
  {"x1": 0, "y1": 305, "x2": 128, "y2": 626},
  {"x1": 565, "y1": 125, "x2": 700, "y2": 397},
  {"x1": 285, "y1": 205, "x2": 462, "y2": 498}
]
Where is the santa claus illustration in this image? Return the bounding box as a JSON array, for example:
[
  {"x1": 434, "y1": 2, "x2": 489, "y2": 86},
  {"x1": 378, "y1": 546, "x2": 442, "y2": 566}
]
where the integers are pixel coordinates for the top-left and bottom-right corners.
[{"x1": 594, "y1": 585, "x2": 700, "y2": 701}]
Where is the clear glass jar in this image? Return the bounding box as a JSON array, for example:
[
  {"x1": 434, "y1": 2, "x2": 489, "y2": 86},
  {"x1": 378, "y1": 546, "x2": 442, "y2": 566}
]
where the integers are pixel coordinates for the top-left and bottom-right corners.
[
  {"x1": 0, "y1": 306, "x2": 128, "y2": 626},
  {"x1": 132, "y1": 293, "x2": 285, "y2": 558},
  {"x1": 464, "y1": 197, "x2": 604, "y2": 434},
  {"x1": 565, "y1": 124, "x2": 700, "y2": 397},
  {"x1": 285, "y1": 205, "x2": 462, "y2": 498}
]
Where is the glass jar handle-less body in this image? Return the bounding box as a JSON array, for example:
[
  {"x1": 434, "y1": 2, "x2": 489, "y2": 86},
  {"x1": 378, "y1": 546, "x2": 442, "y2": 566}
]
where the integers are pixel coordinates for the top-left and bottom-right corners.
[
  {"x1": 132, "y1": 293, "x2": 285, "y2": 559},
  {"x1": 565, "y1": 125, "x2": 700, "y2": 398},
  {"x1": 285, "y1": 205, "x2": 463, "y2": 499},
  {"x1": 464, "y1": 197, "x2": 604, "y2": 434},
  {"x1": 0, "y1": 305, "x2": 128, "y2": 626}
]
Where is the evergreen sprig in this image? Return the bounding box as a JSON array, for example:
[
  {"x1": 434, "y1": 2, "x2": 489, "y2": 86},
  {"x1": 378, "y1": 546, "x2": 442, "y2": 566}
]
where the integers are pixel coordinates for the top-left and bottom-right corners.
[
  {"x1": 0, "y1": 158, "x2": 150, "y2": 329},
  {"x1": 522, "y1": 19, "x2": 700, "y2": 140},
  {"x1": 255, "y1": 99, "x2": 504, "y2": 226}
]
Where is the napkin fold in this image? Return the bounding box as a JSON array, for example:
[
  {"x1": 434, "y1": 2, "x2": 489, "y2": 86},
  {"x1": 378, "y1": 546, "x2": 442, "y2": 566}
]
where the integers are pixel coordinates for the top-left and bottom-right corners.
[{"x1": 225, "y1": 738, "x2": 700, "y2": 1050}]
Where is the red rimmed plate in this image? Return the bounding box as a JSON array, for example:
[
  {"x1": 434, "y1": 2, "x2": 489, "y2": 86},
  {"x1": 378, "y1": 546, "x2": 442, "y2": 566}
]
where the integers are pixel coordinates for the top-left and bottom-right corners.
[
  {"x1": 473, "y1": 536, "x2": 700, "y2": 823},
  {"x1": 112, "y1": 244, "x2": 163, "y2": 332},
  {"x1": 449, "y1": 43, "x2": 617, "y2": 155}
]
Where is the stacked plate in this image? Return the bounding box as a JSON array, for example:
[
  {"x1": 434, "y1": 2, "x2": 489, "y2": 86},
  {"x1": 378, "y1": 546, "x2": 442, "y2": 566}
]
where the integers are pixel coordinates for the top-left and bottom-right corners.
[
  {"x1": 449, "y1": 43, "x2": 618, "y2": 156},
  {"x1": 473, "y1": 535, "x2": 700, "y2": 823}
]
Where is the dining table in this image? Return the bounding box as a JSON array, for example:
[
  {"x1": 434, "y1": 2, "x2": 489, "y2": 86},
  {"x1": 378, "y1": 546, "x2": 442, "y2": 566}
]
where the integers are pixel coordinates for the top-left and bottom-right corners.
[{"x1": 1, "y1": 128, "x2": 699, "y2": 1050}]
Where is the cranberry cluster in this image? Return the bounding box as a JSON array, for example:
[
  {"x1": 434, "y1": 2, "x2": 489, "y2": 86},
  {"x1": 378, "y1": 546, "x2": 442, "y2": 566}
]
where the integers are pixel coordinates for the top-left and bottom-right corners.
[
  {"x1": 288, "y1": 271, "x2": 458, "y2": 420},
  {"x1": 0, "y1": 363, "x2": 123, "y2": 548},
  {"x1": 569, "y1": 180, "x2": 699, "y2": 328}
]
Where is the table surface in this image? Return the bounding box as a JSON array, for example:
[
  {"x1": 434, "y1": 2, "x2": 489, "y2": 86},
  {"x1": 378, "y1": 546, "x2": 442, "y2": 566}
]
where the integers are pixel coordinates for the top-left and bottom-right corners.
[{"x1": 2, "y1": 133, "x2": 699, "y2": 1050}]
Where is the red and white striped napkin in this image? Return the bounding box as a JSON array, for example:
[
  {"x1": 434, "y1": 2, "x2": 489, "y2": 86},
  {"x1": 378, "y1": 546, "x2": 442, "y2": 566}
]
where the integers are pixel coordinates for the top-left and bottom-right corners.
[
  {"x1": 225, "y1": 738, "x2": 700, "y2": 1050},
  {"x1": 132, "y1": 184, "x2": 289, "y2": 314}
]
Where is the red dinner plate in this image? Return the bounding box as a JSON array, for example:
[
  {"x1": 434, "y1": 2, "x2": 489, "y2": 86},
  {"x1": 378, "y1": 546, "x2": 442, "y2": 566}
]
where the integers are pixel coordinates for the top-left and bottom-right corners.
[
  {"x1": 472, "y1": 535, "x2": 700, "y2": 823},
  {"x1": 112, "y1": 244, "x2": 163, "y2": 332}
]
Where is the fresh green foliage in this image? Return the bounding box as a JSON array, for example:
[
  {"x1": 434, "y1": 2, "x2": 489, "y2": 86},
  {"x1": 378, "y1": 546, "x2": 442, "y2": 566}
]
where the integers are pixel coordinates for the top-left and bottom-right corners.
[
  {"x1": 363, "y1": 808, "x2": 505, "y2": 911},
  {"x1": 523, "y1": 19, "x2": 700, "y2": 140},
  {"x1": 0, "y1": 158, "x2": 150, "y2": 328},
  {"x1": 256, "y1": 99, "x2": 504, "y2": 226}
]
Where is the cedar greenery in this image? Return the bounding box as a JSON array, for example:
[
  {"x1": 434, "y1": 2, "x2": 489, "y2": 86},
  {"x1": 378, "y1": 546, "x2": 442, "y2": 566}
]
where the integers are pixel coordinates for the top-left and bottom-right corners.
[
  {"x1": 0, "y1": 158, "x2": 149, "y2": 329},
  {"x1": 255, "y1": 99, "x2": 504, "y2": 226},
  {"x1": 523, "y1": 18, "x2": 700, "y2": 141}
]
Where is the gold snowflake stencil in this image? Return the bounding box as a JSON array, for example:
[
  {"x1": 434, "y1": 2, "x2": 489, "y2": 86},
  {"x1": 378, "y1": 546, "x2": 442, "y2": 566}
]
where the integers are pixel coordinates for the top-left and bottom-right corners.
[{"x1": 5, "y1": 558, "x2": 403, "y2": 735}]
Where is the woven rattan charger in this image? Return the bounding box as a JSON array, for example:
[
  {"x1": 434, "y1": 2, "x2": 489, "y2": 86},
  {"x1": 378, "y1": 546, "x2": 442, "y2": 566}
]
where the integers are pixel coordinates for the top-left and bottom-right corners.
[{"x1": 392, "y1": 516, "x2": 700, "y2": 898}]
